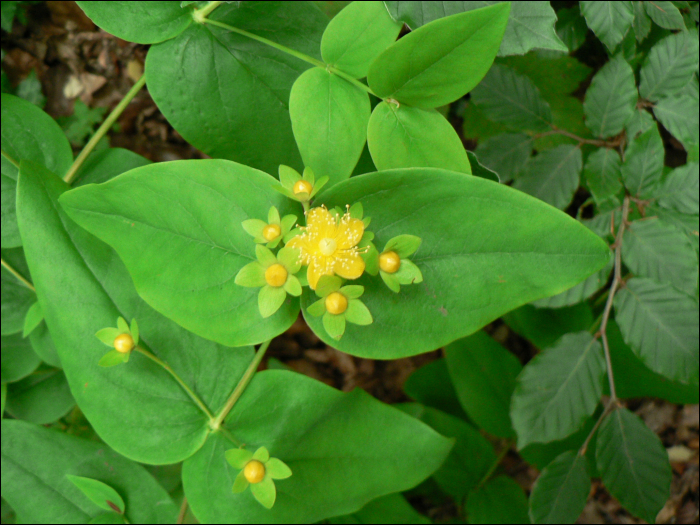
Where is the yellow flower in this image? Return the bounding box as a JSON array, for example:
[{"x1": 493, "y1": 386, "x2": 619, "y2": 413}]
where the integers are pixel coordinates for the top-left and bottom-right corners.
[{"x1": 286, "y1": 206, "x2": 365, "y2": 289}]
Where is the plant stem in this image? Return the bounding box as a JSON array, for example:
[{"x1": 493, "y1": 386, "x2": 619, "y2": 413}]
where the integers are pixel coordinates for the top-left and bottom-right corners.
[
  {"x1": 1, "y1": 148, "x2": 20, "y2": 169},
  {"x1": 210, "y1": 339, "x2": 272, "y2": 430},
  {"x1": 133, "y1": 346, "x2": 215, "y2": 420},
  {"x1": 1, "y1": 257, "x2": 35, "y2": 292},
  {"x1": 195, "y1": 0, "x2": 222, "y2": 20},
  {"x1": 476, "y1": 440, "x2": 512, "y2": 490},
  {"x1": 579, "y1": 402, "x2": 616, "y2": 456},
  {"x1": 63, "y1": 74, "x2": 147, "y2": 185},
  {"x1": 176, "y1": 497, "x2": 188, "y2": 525},
  {"x1": 535, "y1": 126, "x2": 619, "y2": 148}
]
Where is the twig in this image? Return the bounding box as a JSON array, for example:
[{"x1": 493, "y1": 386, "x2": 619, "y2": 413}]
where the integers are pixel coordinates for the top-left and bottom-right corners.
[
  {"x1": 534, "y1": 126, "x2": 622, "y2": 148},
  {"x1": 1, "y1": 257, "x2": 35, "y2": 292}
]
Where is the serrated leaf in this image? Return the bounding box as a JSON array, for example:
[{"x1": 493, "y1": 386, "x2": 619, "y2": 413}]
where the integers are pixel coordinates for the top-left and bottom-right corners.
[
  {"x1": 583, "y1": 148, "x2": 623, "y2": 205},
  {"x1": 639, "y1": 31, "x2": 699, "y2": 101},
  {"x1": 505, "y1": 303, "x2": 595, "y2": 349},
  {"x1": 621, "y1": 126, "x2": 664, "y2": 198},
  {"x1": 580, "y1": 1, "x2": 634, "y2": 52},
  {"x1": 633, "y1": 1, "x2": 652, "y2": 41},
  {"x1": 329, "y1": 493, "x2": 430, "y2": 525},
  {"x1": 614, "y1": 277, "x2": 699, "y2": 384},
  {"x1": 595, "y1": 408, "x2": 672, "y2": 524},
  {"x1": 657, "y1": 162, "x2": 699, "y2": 215},
  {"x1": 644, "y1": 0, "x2": 685, "y2": 29},
  {"x1": 583, "y1": 55, "x2": 637, "y2": 138},
  {"x1": 625, "y1": 107, "x2": 656, "y2": 139},
  {"x1": 556, "y1": 5, "x2": 588, "y2": 52},
  {"x1": 529, "y1": 450, "x2": 590, "y2": 524},
  {"x1": 499, "y1": 51, "x2": 592, "y2": 99},
  {"x1": 474, "y1": 133, "x2": 532, "y2": 183},
  {"x1": 653, "y1": 90, "x2": 699, "y2": 147},
  {"x1": 466, "y1": 475, "x2": 529, "y2": 524},
  {"x1": 513, "y1": 145, "x2": 582, "y2": 210},
  {"x1": 511, "y1": 332, "x2": 606, "y2": 448}
]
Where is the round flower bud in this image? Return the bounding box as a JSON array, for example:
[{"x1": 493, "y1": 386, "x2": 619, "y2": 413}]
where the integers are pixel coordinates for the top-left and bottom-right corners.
[
  {"x1": 325, "y1": 292, "x2": 348, "y2": 315},
  {"x1": 265, "y1": 263, "x2": 288, "y2": 287},
  {"x1": 113, "y1": 333, "x2": 135, "y2": 354},
  {"x1": 244, "y1": 460, "x2": 266, "y2": 484},
  {"x1": 262, "y1": 224, "x2": 281, "y2": 241},
  {"x1": 293, "y1": 180, "x2": 313, "y2": 195},
  {"x1": 379, "y1": 251, "x2": 401, "y2": 273}
]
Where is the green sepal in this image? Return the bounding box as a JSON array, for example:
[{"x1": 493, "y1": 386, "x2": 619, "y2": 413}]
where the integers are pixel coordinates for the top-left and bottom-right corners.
[
  {"x1": 258, "y1": 286, "x2": 287, "y2": 318},
  {"x1": 22, "y1": 302, "x2": 44, "y2": 338},
  {"x1": 231, "y1": 470, "x2": 250, "y2": 494},
  {"x1": 277, "y1": 246, "x2": 302, "y2": 274},
  {"x1": 340, "y1": 285, "x2": 364, "y2": 300},
  {"x1": 280, "y1": 214, "x2": 298, "y2": 235},
  {"x1": 267, "y1": 206, "x2": 281, "y2": 225},
  {"x1": 130, "y1": 319, "x2": 139, "y2": 346},
  {"x1": 296, "y1": 270, "x2": 309, "y2": 287},
  {"x1": 283, "y1": 226, "x2": 303, "y2": 243},
  {"x1": 380, "y1": 271, "x2": 401, "y2": 293},
  {"x1": 242, "y1": 219, "x2": 267, "y2": 238},
  {"x1": 310, "y1": 176, "x2": 329, "y2": 198},
  {"x1": 345, "y1": 299, "x2": 373, "y2": 326},
  {"x1": 225, "y1": 448, "x2": 254, "y2": 469},
  {"x1": 98, "y1": 350, "x2": 126, "y2": 367},
  {"x1": 284, "y1": 275, "x2": 302, "y2": 297},
  {"x1": 363, "y1": 216, "x2": 372, "y2": 228},
  {"x1": 307, "y1": 298, "x2": 327, "y2": 317},
  {"x1": 272, "y1": 184, "x2": 297, "y2": 200},
  {"x1": 235, "y1": 261, "x2": 266, "y2": 288},
  {"x1": 395, "y1": 259, "x2": 423, "y2": 285},
  {"x1": 384, "y1": 234, "x2": 422, "y2": 258},
  {"x1": 250, "y1": 477, "x2": 276, "y2": 509},
  {"x1": 349, "y1": 202, "x2": 363, "y2": 219},
  {"x1": 95, "y1": 328, "x2": 121, "y2": 347},
  {"x1": 323, "y1": 312, "x2": 346, "y2": 340},
  {"x1": 279, "y1": 165, "x2": 301, "y2": 190},
  {"x1": 116, "y1": 317, "x2": 129, "y2": 334},
  {"x1": 302, "y1": 166, "x2": 315, "y2": 184},
  {"x1": 267, "y1": 236, "x2": 282, "y2": 249},
  {"x1": 362, "y1": 231, "x2": 375, "y2": 242},
  {"x1": 362, "y1": 243, "x2": 379, "y2": 276},
  {"x1": 122, "y1": 350, "x2": 130, "y2": 364},
  {"x1": 255, "y1": 245, "x2": 277, "y2": 267},
  {"x1": 316, "y1": 275, "x2": 343, "y2": 297},
  {"x1": 66, "y1": 475, "x2": 125, "y2": 514},
  {"x1": 265, "y1": 458, "x2": 292, "y2": 480},
  {"x1": 253, "y1": 447, "x2": 270, "y2": 462}
]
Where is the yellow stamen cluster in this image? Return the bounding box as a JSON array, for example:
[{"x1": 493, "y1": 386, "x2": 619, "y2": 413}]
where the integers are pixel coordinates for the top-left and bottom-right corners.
[
  {"x1": 244, "y1": 460, "x2": 266, "y2": 484},
  {"x1": 379, "y1": 251, "x2": 401, "y2": 273},
  {"x1": 325, "y1": 292, "x2": 348, "y2": 314},
  {"x1": 265, "y1": 264, "x2": 288, "y2": 287},
  {"x1": 113, "y1": 333, "x2": 134, "y2": 354}
]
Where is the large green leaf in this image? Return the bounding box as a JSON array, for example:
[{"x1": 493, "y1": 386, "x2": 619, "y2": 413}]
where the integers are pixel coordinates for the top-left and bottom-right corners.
[
  {"x1": 512, "y1": 144, "x2": 582, "y2": 210},
  {"x1": 470, "y1": 63, "x2": 552, "y2": 132},
  {"x1": 474, "y1": 133, "x2": 532, "y2": 183},
  {"x1": 511, "y1": 332, "x2": 605, "y2": 449},
  {"x1": 504, "y1": 303, "x2": 595, "y2": 349},
  {"x1": 76, "y1": 1, "x2": 192, "y2": 44},
  {"x1": 528, "y1": 450, "x2": 590, "y2": 524},
  {"x1": 465, "y1": 475, "x2": 529, "y2": 524},
  {"x1": 444, "y1": 331, "x2": 521, "y2": 438},
  {"x1": 580, "y1": 1, "x2": 634, "y2": 52},
  {"x1": 1, "y1": 93, "x2": 72, "y2": 247},
  {"x1": 622, "y1": 218, "x2": 698, "y2": 294},
  {"x1": 367, "y1": 102, "x2": 471, "y2": 173},
  {"x1": 556, "y1": 5, "x2": 588, "y2": 52},
  {"x1": 403, "y1": 358, "x2": 468, "y2": 420},
  {"x1": 583, "y1": 55, "x2": 637, "y2": 139},
  {"x1": 1, "y1": 247, "x2": 35, "y2": 335},
  {"x1": 1, "y1": 419, "x2": 178, "y2": 524},
  {"x1": 72, "y1": 148, "x2": 151, "y2": 186},
  {"x1": 595, "y1": 408, "x2": 671, "y2": 524},
  {"x1": 321, "y1": 1, "x2": 402, "y2": 79},
  {"x1": 367, "y1": 3, "x2": 510, "y2": 108},
  {"x1": 330, "y1": 493, "x2": 430, "y2": 524},
  {"x1": 639, "y1": 31, "x2": 699, "y2": 101},
  {"x1": 614, "y1": 277, "x2": 699, "y2": 384},
  {"x1": 621, "y1": 126, "x2": 664, "y2": 198},
  {"x1": 656, "y1": 162, "x2": 699, "y2": 215},
  {"x1": 654, "y1": 88, "x2": 700, "y2": 148},
  {"x1": 498, "y1": 51, "x2": 592, "y2": 99},
  {"x1": 145, "y1": 2, "x2": 328, "y2": 175},
  {"x1": 60, "y1": 159, "x2": 301, "y2": 348},
  {"x1": 303, "y1": 168, "x2": 609, "y2": 358},
  {"x1": 290, "y1": 67, "x2": 370, "y2": 187},
  {"x1": 182, "y1": 370, "x2": 453, "y2": 524},
  {"x1": 5, "y1": 368, "x2": 74, "y2": 424},
  {"x1": 583, "y1": 147, "x2": 623, "y2": 205},
  {"x1": 384, "y1": 1, "x2": 567, "y2": 56},
  {"x1": 644, "y1": 0, "x2": 685, "y2": 30},
  {"x1": 633, "y1": 0, "x2": 652, "y2": 41},
  {"x1": 17, "y1": 161, "x2": 254, "y2": 464},
  {"x1": 531, "y1": 258, "x2": 612, "y2": 309},
  {"x1": 1, "y1": 332, "x2": 40, "y2": 384}
]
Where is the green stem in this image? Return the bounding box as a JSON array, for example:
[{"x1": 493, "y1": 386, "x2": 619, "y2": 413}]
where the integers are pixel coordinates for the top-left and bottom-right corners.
[
  {"x1": 327, "y1": 66, "x2": 376, "y2": 96},
  {"x1": 210, "y1": 339, "x2": 272, "y2": 430},
  {"x1": 194, "y1": 0, "x2": 222, "y2": 20},
  {"x1": 63, "y1": 74, "x2": 147, "y2": 185},
  {"x1": 176, "y1": 497, "x2": 188, "y2": 525},
  {"x1": 1, "y1": 257, "x2": 35, "y2": 292},
  {"x1": 1, "y1": 148, "x2": 20, "y2": 169},
  {"x1": 133, "y1": 346, "x2": 215, "y2": 420},
  {"x1": 476, "y1": 441, "x2": 512, "y2": 490}
]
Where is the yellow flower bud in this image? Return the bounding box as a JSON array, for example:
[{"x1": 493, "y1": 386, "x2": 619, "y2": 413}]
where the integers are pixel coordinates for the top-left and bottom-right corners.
[
  {"x1": 265, "y1": 263, "x2": 288, "y2": 287},
  {"x1": 379, "y1": 251, "x2": 401, "y2": 273},
  {"x1": 113, "y1": 333, "x2": 134, "y2": 354},
  {"x1": 263, "y1": 224, "x2": 281, "y2": 241},
  {"x1": 244, "y1": 460, "x2": 266, "y2": 484},
  {"x1": 325, "y1": 292, "x2": 348, "y2": 315},
  {"x1": 293, "y1": 180, "x2": 313, "y2": 195}
]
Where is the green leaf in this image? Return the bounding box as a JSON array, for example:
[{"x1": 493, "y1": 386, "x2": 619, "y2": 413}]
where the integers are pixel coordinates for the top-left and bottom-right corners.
[
  {"x1": 0, "y1": 1, "x2": 18, "y2": 32},
  {"x1": 323, "y1": 311, "x2": 346, "y2": 339},
  {"x1": 580, "y1": 1, "x2": 634, "y2": 52},
  {"x1": 368, "y1": 102, "x2": 472, "y2": 173},
  {"x1": 504, "y1": 303, "x2": 594, "y2": 349},
  {"x1": 399, "y1": 403, "x2": 496, "y2": 500},
  {"x1": 61, "y1": 159, "x2": 302, "y2": 347},
  {"x1": 303, "y1": 168, "x2": 609, "y2": 358},
  {"x1": 657, "y1": 162, "x2": 699, "y2": 215},
  {"x1": 1, "y1": 332, "x2": 40, "y2": 383},
  {"x1": 72, "y1": 147, "x2": 151, "y2": 186},
  {"x1": 98, "y1": 350, "x2": 127, "y2": 368},
  {"x1": 75, "y1": 1, "x2": 191, "y2": 44},
  {"x1": 5, "y1": 368, "x2": 75, "y2": 424},
  {"x1": 344, "y1": 300, "x2": 373, "y2": 325},
  {"x1": 513, "y1": 145, "x2": 582, "y2": 210},
  {"x1": 621, "y1": 126, "x2": 664, "y2": 198},
  {"x1": 1, "y1": 93, "x2": 72, "y2": 248},
  {"x1": 1, "y1": 383, "x2": 5, "y2": 417},
  {"x1": 88, "y1": 513, "x2": 126, "y2": 524},
  {"x1": 511, "y1": 332, "x2": 605, "y2": 448},
  {"x1": 28, "y1": 322, "x2": 61, "y2": 368},
  {"x1": 528, "y1": 450, "x2": 590, "y2": 524},
  {"x1": 614, "y1": 277, "x2": 699, "y2": 384},
  {"x1": 182, "y1": 370, "x2": 453, "y2": 523},
  {"x1": 556, "y1": 6, "x2": 588, "y2": 52},
  {"x1": 329, "y1": 493, "x2": 430, "y2": 525},
  {"x1": 368, "y1": 3, "x2": 510, "y2": 108},
  {"x1": 532, "y1": 258, "x2": 613, "y2": 309},
  {"x1": 639, "y1": 31, "x2": 699, "y2": 101},
  {"x1": 465, "y1": 475, "x2": 529, "y2": 524},
  {"x1": 654, "y1": 89, "x2": 699, "y2": 147},
  {"x1": 1, "y1": 419, "x2": 178, "y2": 523},
  {"x1": 466, "y1": 151, "x2": 500, "y2": 182},
  {"x1": 595, "y1": 408, "x2": 672, "y2": 524},
  {"x1": 583, "y1": 148, "x2": 623, "y2": 205},
  {"x1": 404, "y1": 359, "x2": 468, "y2": 420},
  {"x1": 258, "y1": 286, "x2": 287, "y2": 319},
  {"x1": 626, "y1": 106, "x2": 656, "y2": 139},
  {"x1": 290, "y1": 68, "x2": 370, "y2": 188},
  {"x1": 384, "y1": 234, "x2": 422, "y2": 258},
  {"x1": 67, "y1": 475, "x2": 125, "y2": 514},
  {"x1": 633, "y1": 0, "x2": 652, "y2": 41},
  {"x1": 57, "y1": 101, "x2": 107, "y2": 148},
  {"x1": 644, "y1": 0, "x2": 685, "y2": 29},
  {"x1": 17, "y1": 161, "x2": 254, "y2": 464},
  {"x1": 445, "y1": 331, "x2": 521, "y2": 438},
  {"x1": 1, "y1": 248, "x2": 36, "y2": 335},
  {"x1": 622, "y1": 218, "x2": 698, "y2": 294},
  {"x1": 321, "y1": 1, "x2": 402, "y2": 78},
  {"x1": 584, "y1": 55, "x2": 637, "y2": 138},
  {"x1": 474, "y1": 133, "x2": 532, "y2": 183},
  {"x1": 145, "y1": 2, "x2": 328, "y2": 175}
]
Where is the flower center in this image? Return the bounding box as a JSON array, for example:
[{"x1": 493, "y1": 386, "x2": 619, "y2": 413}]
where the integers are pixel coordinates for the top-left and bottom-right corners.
[
  {"x1": 379, "y1": 251, "x2": 401, "y2": 273},
  {"x1": 293, "y1": 180, "x2": 313, "y2": 195},
  {"x1": 113, "y1": 333, "x2": 134, "y2": 353},
  {"x1": 318, "y1": 238, "x2": 337, "y2": 257},
  {"x1": 262, "y1": 224, "x2": 281, "y2": 241},
  {"x1": 243, "y1": 460, "x2": 266, "y2": 484},
  {"x1": 325, "y1": 292, "x2": 348, "y2": 314},
  {"x1": 265, "y1": 264, "x2": 288, "y2": 287}
]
